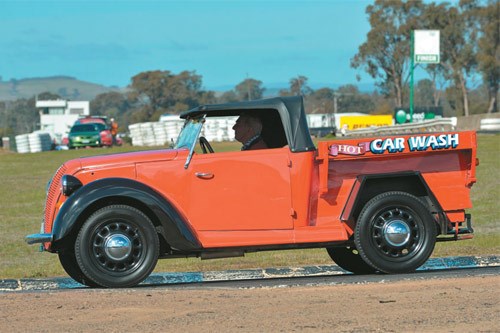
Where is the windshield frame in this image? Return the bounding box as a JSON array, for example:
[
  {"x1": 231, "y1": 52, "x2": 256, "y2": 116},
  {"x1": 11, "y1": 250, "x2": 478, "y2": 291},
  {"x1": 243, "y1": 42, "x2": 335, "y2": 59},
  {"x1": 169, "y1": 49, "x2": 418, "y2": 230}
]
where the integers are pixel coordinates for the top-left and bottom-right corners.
[{"x1": 174, "y1": 115, "x2": 205, "y2": 169}]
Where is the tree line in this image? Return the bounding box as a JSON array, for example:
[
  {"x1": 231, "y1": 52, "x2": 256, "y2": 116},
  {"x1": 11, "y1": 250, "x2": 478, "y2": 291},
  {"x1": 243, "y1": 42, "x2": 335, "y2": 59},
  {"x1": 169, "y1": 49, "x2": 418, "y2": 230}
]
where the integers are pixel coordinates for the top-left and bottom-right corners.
[
  {"x1": 0, "y1": 0, "x2": 497, "y2": 138},
  {"x1": 352, "y1": 0, "x2": 497, "y2": 116}
]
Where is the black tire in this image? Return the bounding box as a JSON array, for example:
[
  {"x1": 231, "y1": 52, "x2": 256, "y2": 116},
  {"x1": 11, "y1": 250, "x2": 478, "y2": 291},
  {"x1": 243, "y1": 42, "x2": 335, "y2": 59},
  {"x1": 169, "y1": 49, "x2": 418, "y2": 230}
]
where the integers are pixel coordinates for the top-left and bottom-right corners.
[
  {"x1": 326, "y1": 246, "x2": 378, "y2": 274},
  {"x1": 58, "y1": 251, "x2": 99, "y2": 287},
  {"x1": 75, "y1": 205, "x2": 159, "y2": 288},
  {"x1": 354, "y1": 191, "x2": 436, "y2": 274}
]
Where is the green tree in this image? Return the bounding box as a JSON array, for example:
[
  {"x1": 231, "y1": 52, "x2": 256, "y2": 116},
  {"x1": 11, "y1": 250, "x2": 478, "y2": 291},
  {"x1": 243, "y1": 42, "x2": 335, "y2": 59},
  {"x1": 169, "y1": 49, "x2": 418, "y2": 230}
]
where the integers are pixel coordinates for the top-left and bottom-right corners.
[
  {"x1": 235, "y1": 78, "x2": 265, "y2": 101},
  {"x1": 336, "y1": 85, "x2": 376, "y2": 114},
  {"x1": 280, "y1": 75, "x2": 312, "y2": 96},
  {"x1": 128, "y1": 70, "x2": 209, "y2": 120},
  {"x1": 307, "y1": 88, "x2": 335, "y2": 114},
  {"x1": 351, "y1": 0, "x2": 424, "y2": 108},
  {"x1": 415, "y1": 79, "x2": 436, "y2": 107},
  {"x1": 0, "y1": 101, "x2": 10, "y2": 138},
  {"x1": 90, "y1": 91, "x2": 130, "y2": 120},
  {"x1": 0, "y1": 91, "x2": 61, "y2": 137},
  {"x1": 218, "y1": 90, "x2": 239, "y2": 103},
  {"x1": 5, "y1": 98, "x2": 38, "y2": 135},
  {"x1": 420, "y1": 3, "x2": 452, "y2": 108},
  {"x1": 431, "y1": 0, "x2": 479, "y2": 116},
  {"x1": 476, "y1": 0, "x2": 499, "y2": 113}
]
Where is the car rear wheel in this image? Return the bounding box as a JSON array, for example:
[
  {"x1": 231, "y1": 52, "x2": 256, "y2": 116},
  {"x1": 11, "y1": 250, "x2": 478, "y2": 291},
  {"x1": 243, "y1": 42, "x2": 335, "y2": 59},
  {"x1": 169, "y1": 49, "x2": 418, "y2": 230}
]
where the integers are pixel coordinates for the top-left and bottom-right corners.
[
  {"x1": 75, "y1": 205, "x2": 159, "y2": 288},
  {"x1": 326, "y1": 246, "x2": 377, "y2": 274},
  {"x1": 354, "y1": 191, "x2": 436, "y2": 274}
]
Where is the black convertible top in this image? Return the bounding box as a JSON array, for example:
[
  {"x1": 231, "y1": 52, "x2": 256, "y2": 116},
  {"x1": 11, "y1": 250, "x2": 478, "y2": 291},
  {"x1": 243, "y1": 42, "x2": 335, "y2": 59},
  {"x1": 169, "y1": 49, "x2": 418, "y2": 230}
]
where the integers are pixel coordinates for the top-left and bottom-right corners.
[{"x1": 180, "y1": 96, "x2": 315, "y2": 152}]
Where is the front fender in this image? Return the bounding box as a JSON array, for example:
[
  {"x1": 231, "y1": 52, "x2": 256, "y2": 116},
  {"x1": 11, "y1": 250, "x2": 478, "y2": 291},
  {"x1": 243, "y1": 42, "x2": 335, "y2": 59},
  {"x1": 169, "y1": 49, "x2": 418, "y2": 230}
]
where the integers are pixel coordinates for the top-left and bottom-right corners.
[{"x1": 52, "y1": 177, "x2": 201, "y2": 251}]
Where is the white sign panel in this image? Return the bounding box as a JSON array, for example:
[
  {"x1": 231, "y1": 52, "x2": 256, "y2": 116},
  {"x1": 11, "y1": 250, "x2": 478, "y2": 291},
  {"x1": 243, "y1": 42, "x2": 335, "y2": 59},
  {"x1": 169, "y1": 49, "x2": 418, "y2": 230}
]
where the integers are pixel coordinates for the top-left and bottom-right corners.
[{"x1": 414, "y1": 30, "x2": 440, "y2": 63}]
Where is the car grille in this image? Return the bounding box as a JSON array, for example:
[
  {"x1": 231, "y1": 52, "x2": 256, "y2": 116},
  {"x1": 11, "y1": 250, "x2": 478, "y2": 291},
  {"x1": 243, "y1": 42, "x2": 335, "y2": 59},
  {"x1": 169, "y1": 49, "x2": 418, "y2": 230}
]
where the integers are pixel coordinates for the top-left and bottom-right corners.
[{"x1": 44, "y1": 164, "x2": 67, "y2": 234}]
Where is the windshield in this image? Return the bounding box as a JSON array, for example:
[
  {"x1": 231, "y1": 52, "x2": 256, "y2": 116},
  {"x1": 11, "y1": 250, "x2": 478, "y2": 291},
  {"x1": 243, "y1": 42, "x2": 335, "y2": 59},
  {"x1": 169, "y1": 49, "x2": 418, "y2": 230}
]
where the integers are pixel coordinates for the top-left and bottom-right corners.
[
  {"x1": 174, "y1": 117, "x2": 204, "y2": 149},
  {"x1": 174, "y1": 116, "x2": 205, "y2": 169},
  {"x1": 70, "y1": 124, "x2": 104, "y2": 133}
]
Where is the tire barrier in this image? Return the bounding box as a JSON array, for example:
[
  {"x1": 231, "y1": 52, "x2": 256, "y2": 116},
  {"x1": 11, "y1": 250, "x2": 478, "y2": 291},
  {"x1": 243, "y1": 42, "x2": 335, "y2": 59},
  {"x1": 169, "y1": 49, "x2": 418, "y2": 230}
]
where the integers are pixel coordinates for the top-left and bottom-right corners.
[
  {"x1": 128, "y1": 117, "x2": 237, "y2": 147},
  {"x1": 480, "y1": 118, "x2": 500, "y2": 131},
  {"x1": 129, "y1": 120, "x2": 184, "y2": 147},
  {"x1": 15, "y1": 132, "x2": 53, "y2": 153}
]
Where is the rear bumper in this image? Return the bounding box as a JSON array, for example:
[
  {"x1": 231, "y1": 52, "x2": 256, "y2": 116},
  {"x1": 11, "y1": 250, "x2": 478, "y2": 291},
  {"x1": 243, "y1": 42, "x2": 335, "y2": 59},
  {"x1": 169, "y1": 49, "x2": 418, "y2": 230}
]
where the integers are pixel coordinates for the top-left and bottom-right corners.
[
  {"x1": 437, "y1": 213, "x2": 474, "y2": 242},
  {"x1": 25, "y1": 233, "x2": 53, "y2": 245}
]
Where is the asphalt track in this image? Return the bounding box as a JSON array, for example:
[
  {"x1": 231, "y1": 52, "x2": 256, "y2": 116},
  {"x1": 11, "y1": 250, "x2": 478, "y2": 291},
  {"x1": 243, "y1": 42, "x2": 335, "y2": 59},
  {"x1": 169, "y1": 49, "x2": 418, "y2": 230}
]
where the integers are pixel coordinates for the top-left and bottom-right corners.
[{"x1": 1, "y1": 255, "x2": 498, "y2": 292}]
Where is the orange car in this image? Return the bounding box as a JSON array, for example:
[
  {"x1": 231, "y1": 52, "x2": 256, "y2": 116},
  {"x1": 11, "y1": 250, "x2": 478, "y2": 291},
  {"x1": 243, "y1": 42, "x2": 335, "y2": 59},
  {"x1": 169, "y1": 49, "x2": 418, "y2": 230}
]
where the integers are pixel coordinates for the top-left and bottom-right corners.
[{"x1": 26, "y1": 96, "x2": 478, "y2": 288}]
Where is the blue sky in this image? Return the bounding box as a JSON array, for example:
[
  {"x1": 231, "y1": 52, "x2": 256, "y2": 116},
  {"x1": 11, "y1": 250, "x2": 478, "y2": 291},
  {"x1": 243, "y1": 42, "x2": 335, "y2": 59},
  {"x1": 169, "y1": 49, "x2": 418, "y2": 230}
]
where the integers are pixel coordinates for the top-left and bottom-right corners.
[{"x1": 1, "y1": 0, "x2": 376, "y2": 90}]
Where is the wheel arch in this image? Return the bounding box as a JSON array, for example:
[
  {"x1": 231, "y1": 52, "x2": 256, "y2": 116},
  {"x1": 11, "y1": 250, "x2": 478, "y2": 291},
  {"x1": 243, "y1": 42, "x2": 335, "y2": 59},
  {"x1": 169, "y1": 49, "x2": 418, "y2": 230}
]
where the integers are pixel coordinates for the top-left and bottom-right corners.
[
  {"x1": 51, "y1": 178, "x2": 201, "y2": 253},
  {"x1": 342, "y1": 172, "x2": 441, "y2": 224}
]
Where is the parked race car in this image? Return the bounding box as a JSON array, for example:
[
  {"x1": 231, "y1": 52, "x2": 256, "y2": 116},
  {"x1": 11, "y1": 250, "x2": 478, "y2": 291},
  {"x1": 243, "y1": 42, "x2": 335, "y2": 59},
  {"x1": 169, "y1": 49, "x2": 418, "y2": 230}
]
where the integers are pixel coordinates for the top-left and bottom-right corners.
[
  {"x1": 67, "y1": 122, "x2": 113, "y2": 149},
  {"x1": 26, "y1": 96, "x2": 478, "y2": 288}
]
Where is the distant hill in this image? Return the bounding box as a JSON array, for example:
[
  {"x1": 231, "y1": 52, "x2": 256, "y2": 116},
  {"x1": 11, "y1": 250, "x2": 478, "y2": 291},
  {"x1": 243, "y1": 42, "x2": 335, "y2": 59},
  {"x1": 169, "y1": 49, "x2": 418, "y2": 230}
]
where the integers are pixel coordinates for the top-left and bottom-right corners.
[
  {"x1": 0, "y1": 76, "x2": 124, "y2": 101},
  {"x1": 0, "y1": 76, "x2": 376, "y2": 102}
]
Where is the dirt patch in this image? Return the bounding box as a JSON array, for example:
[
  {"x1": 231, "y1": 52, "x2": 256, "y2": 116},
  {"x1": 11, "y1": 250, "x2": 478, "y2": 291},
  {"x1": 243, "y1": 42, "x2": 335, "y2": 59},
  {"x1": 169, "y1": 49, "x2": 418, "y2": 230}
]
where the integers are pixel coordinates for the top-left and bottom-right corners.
[{"x1": 1, "y1": 275, "x2": 498, "y2": 332}]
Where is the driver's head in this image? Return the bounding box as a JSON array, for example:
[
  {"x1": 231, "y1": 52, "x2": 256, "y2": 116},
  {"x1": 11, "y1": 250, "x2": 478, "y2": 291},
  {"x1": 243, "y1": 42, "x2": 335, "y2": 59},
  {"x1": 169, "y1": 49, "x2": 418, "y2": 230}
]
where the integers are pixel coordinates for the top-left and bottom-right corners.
[{"x1": 232, "y1": 113, "x2": 263, "y2": 144}]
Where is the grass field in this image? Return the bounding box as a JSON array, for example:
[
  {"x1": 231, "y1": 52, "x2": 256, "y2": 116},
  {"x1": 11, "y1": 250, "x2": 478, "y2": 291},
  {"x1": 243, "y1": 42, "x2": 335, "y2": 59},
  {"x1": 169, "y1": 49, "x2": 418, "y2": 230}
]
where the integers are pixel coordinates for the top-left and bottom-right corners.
[{"x1": 0, "y1": 134, "x2": 498, "y2": 279}]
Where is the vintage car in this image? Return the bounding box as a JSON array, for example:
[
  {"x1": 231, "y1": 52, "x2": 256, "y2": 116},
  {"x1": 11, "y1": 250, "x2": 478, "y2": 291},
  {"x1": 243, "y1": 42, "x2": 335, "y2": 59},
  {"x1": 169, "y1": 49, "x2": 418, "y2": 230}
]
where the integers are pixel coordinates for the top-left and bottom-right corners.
[{"x1": 26, "y1": 96, "x2": 478, "y2": 288}]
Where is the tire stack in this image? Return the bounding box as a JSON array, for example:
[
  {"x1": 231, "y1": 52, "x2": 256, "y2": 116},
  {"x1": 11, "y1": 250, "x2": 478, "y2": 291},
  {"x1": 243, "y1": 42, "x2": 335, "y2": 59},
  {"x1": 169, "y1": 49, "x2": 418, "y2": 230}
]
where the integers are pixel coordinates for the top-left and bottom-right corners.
[
  {"x1": 202, "y1": 118, "x2": 219, "y2": 142},
  {"x1": 28, "y1": 132, "x2": 52, "y2": 153},
  {"x1": 153, "y1": 122, "x2": 169, "y2": 146},
  {"x1": 140, "y1": 123, "x2": 156, "y2": 147},
  {"x1": 128, "y1": 122, "x2": 158, "y2": 147},
  {"x1": 128, "y1": 116, "x2": 237, "y2": 147},
  {"x1": 480, "y1": 118, "x2": 500, "y2": 131},
  {"x1": 15, "y1": 134, "x2": 30, "y2": 153},
  {"x1": 222, "y1": 117, "x2": 237, "y2": 141},
  {"x1": 128, "y1": 123, "x2": 143, "y2": 146},
  {"x1": 15, "y1": 132, "x2": 53, "y2": 153},
  {"x1": 163, "y1": 119, "x2": 183, "y2": 144}
]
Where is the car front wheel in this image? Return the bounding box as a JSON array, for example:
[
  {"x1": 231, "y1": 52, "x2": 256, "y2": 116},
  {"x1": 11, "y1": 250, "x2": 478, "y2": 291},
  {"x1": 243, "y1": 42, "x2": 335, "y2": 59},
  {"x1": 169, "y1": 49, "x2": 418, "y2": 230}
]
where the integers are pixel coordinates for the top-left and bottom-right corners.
[
  {"x1": 58, "y1": 250, "x2": 99, "y2": 287},
  {"x1": 75, "y1": 205, "x2": 159, "y2": 288}
]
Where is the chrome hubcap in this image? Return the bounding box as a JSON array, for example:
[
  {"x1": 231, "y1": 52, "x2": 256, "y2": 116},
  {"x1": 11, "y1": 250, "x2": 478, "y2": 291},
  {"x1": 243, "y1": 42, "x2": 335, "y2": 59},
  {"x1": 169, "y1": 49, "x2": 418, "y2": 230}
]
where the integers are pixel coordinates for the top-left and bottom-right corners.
[
  {"x1": 91, "y1": 221, "x2": 143, "y2": 272},
  {"x1": 104, "y1": 234, "x2": 132, "y2": 261},
  {"x1": 383, "y1": 220, "x2": 411, "y2": 247}
]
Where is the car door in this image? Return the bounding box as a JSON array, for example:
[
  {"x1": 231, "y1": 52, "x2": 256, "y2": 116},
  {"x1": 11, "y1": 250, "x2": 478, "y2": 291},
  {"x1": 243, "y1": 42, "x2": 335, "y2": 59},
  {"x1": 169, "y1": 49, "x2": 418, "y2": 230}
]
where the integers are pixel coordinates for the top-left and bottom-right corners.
[{"x1": 186, "y1": 148, "x2": 293, "y2": 231}]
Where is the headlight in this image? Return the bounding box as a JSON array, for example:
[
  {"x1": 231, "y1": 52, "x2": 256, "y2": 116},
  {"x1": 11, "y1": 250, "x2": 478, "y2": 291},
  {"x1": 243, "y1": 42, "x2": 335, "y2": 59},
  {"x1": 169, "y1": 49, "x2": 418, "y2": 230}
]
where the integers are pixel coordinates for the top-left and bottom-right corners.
[{"x1": 61, "y1": 175, "x2": 83, "y2": 196}]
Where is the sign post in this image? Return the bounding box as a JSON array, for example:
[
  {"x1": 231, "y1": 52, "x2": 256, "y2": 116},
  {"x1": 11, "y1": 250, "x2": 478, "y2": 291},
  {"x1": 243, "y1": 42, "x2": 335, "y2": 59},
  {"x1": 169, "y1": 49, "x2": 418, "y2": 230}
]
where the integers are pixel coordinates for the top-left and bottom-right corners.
[{"x1": 410, "y1": 30, "x2": 440, "y2": 122}]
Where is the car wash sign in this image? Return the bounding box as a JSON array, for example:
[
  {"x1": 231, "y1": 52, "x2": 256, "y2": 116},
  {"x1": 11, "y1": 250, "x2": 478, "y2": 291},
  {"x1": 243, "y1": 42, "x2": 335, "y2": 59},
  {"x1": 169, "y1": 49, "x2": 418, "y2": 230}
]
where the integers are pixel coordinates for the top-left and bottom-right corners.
[
  {"x1": 414, "y1": 30, "x2": 440, "y2": 64},
  {"x1": 370, "y1": 133, "x2": 459, "y2": 154},
  {"x1": 329, "y1": 133, "x2": 459, "y2": 156}
]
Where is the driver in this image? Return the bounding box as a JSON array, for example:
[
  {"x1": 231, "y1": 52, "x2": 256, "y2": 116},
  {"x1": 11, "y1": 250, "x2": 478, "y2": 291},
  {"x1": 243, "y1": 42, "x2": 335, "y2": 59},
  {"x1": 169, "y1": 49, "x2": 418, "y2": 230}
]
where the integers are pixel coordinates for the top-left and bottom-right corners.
[{"x1": 232, "y1": 113, "x2": 268, "y2": 150}]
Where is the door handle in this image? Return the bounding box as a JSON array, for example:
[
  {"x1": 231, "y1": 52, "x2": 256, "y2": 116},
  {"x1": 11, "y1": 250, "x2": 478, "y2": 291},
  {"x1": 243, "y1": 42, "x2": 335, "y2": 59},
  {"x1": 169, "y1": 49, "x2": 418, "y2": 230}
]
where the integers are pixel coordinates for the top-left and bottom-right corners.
[{"x1": 195, "y1": 172, "x2": 214, "y2": 179}]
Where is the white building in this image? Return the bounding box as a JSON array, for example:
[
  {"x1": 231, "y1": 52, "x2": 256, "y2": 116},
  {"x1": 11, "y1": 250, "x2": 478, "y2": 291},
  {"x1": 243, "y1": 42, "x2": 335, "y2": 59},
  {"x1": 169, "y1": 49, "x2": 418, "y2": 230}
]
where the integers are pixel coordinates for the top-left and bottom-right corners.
[{"x1": 36, "y1": 100, "x2": 90, "y2": 144}]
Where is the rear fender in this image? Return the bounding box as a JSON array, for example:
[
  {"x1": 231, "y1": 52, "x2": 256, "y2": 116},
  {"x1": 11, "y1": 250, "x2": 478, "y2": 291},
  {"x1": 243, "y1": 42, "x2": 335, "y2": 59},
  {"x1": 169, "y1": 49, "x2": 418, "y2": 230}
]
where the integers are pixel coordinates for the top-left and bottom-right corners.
[{"x1": 341, "y1": 172, "x2": 441, "y2": 224}]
